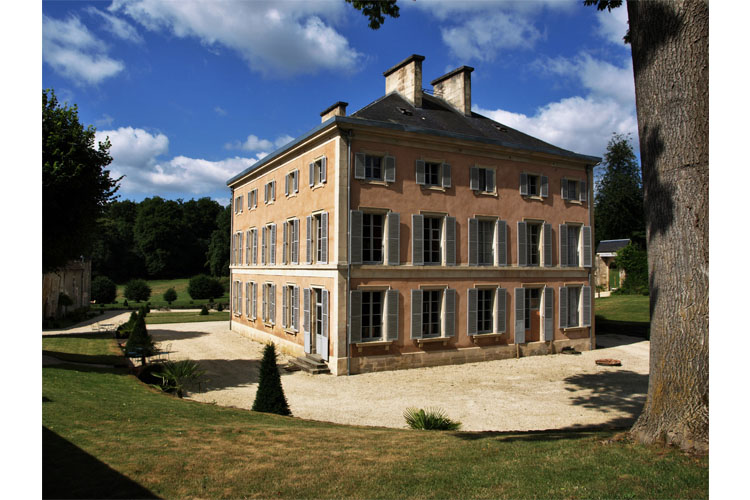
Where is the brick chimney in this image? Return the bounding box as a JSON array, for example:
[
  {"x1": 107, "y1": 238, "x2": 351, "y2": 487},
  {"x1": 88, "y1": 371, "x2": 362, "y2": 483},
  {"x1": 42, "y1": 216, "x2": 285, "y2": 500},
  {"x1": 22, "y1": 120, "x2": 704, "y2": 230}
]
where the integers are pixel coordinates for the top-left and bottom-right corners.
[
  {"x1": 431, "y1": 66, "x2": 474, "y2": 116},
  {"x1": 320, "y1": 101, "x2": 348, "y2": 123},
  {"x1": 383, "y1": 54, "x2": 425, "y2": 108}
]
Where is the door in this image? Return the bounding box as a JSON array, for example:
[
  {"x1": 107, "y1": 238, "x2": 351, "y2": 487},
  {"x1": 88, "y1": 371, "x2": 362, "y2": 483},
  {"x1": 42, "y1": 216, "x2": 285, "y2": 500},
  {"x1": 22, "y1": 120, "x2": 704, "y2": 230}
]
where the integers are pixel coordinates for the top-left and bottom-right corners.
[
  {"x1": 314, "y1": 289, "x2": 329, "y2": 361},
  {"x1": 609, "y1": 265, "x2": 620, "y2": 289},
  {"x1": 525, "y1": 288, "x2": 541, "y2": 342}
]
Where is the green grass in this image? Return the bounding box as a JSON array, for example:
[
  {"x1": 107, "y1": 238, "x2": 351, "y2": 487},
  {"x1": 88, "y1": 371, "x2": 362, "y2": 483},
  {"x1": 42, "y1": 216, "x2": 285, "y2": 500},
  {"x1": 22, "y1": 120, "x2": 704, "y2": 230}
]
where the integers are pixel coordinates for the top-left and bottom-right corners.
[
  {"x1": 145, "y1": 310, "x2": 230, "y2": 325},
  {"x1": 595, "y1": 294, "x2": 650, "y2": 339},
  {"x1": 92, "y1": 278, "x2": 230, "y2": 311},
  {"x1": 42, "y1": 332, "x2": 127, "y2": 366},
  {"x1": 43, "y1": 334, "x2": 707, "y2": 499}
]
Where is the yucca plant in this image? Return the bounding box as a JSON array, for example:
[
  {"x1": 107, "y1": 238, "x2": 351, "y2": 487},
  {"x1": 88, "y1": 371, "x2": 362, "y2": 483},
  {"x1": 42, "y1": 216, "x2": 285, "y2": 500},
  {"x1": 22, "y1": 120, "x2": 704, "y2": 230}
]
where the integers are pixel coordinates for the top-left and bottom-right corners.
[
  {"x1": 152, "y1": 360, "x2": 206, "y2": 398},
  {"x1": 403, "y1": 407, "x2": 461, "y2": 431}
]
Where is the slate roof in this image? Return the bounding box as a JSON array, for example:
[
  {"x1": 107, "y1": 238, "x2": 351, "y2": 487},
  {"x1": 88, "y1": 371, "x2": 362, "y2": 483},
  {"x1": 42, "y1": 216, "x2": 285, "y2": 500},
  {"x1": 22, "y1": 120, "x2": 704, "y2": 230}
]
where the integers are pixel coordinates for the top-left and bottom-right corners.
[{"x1": 596, "y1": 239, "x2": 631, "y2": 254}]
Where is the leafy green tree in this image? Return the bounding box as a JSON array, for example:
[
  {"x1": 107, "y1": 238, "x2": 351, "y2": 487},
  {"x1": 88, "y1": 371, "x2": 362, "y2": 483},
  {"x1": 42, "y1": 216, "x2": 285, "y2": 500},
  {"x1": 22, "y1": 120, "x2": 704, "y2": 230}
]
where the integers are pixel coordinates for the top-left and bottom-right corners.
[
  {"x1": 614, "y1": 243, "x2": 648, "y2": 295},
  {"x1": 594, "y1": 134, "x2": 645, "y2": 246},
  {"x1": 206, "y1": 205, "x2": 231, "y2": 276},
  {"x1": 252, "y1": 343, "x2": 291, "y2": 416},
  {"x1": 91, "y1": 276, "x2": 117, "y2": 304},
  {"x1": 90, "y1": 200, "x2": 145, "y2": 282},
  {"x1": 188, "y1": 274, "x2": 224, "y2": 300},
  {"x1": 133, "y1": 197, "x2": 189, "y2": 278},
  {"x1": 124, "y1": 279, "x2": 151, "y2": 302},
  {"x1": 42, "y1": 89, "x2": 120, "y2": 273},
  {"x1": 163, "y1": 287, "x2": 178, "y2": 306},
  {"x1": 345, "y1": 0, "x2": 399, "y2": 29}
]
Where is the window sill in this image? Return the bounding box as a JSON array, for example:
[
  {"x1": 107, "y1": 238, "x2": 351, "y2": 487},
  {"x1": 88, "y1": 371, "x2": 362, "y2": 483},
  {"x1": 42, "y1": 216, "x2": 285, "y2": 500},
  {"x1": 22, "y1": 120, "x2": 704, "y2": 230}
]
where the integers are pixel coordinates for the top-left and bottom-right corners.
[
  {"x1": 422, "y1": 185, "x2": 446, "y2": 192},
  {"x1": 522, "y1": 195, "x2": 545, "y2": 201},
  {"x1": 360, "y1": 178, "x2": 388, "y2": 186},
  {"x1": 470, "y1": 332, "x2": 505, "y2": 342},
  {"x1": 562, "y1": 326, "x2": 589, "y2": 333},
  {"x1": 284, "y1": 328, "x2": 298, "y2": 336},
  {"x1": 415, "y1": 337, "x2": 451, "y2": 346},
  {"x1": 565, "y1": 199, "x2": 583, "y2": 205},
  {"x1": 354, "y1": 340, "x2": 393, "y2": 352},
  {"x1": 472, "y1": 190, "x2": 497, "y2": 197},
  {"x1": 310, "y1": 183, "x2": 327, "y2": 191}
]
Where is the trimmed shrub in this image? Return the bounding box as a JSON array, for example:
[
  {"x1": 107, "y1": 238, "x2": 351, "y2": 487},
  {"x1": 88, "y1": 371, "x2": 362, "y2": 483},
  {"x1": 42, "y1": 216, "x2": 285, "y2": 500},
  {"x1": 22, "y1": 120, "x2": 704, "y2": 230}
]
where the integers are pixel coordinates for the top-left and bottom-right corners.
[
  {"x1": 163, "y1": 287, "x2": 177, "y2": 305},
  {"x1": 403, "y1": 407, "x2": 461, "y2": 431},
  {"x1": 124, "y1": 312, "x2": 156, "y2": 364},
  {"x1": 252, "y1": 343, "x2": 291, "y2": 416},
  {"x1": 91, "y1": 276, "x2": 117, "y2": 304},
  {"x1": 188, "y1": 274, "x2": 224, "y2": 300},
  {"x1": 199, "y1": 305, "x2": 209, "y2": 316},
  {"x1": 123, "y1": 299, "x2": 129, "y2": 308},
  {"x1": 116, "y1": 311, "x2": 139, "y2": 339},
  {"x1": 216, "y1": 302, "x2": 224, "y2": 312},
  {"x1": 124, "y1": 279, "x2": 151, "y2": 302}
]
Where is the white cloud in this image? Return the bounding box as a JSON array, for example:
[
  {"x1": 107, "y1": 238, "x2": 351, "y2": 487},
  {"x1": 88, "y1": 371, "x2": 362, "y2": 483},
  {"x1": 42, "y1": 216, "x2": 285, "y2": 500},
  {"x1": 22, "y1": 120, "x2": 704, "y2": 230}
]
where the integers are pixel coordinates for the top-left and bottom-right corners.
[
  {"x1": 86, "y1": 6, "x2": 144, "y2": 44},
  {"x1": 109, "y1": 0, "x2": 362, "y2": 76},
  {"x1": 595, "y1": 5, "x2": 629, "y2": 46},
  {"x1": 225, "y1": 134, "x2": 294, "y2": 152},
  {"x1": 440, "y1": 12, "x2": 543, "y2": 61},
  {"x1": 42, "y1": 15, "x2": 125, "y2": 85}
]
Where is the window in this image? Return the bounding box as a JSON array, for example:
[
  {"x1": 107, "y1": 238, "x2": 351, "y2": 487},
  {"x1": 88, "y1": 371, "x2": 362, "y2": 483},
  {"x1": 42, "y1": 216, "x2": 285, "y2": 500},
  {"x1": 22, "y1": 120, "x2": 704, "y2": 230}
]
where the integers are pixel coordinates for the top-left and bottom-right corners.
[
  {"x1": 562, "y1": 178, "x2": 588, "y2": 202},
  {"x1": 261, "y1": 224, "x2": 276, "y2": 265},
  {"x1": 350, "y1": 289, "x2": 399, "y2": 342},
  {"x1": 524, "y1": 288, "x2": 541, "y2": 330},
  {"x1": 285, "y1": 170, "x2": 299, "y2": 196},
  {"x1": 248, "y1": 189, "x2": 257, "y2": 209},
  {"x1": 559, "y1": 285, "x2": 591, "y2": 329},
  {"x1": 422, "y1": 290, "x2": 442, "y2": 338},
  {"x1": 282, "y1": 285, "x2": 299, "y2": 332},
  {"x1": 520, "y1": 173, "x2": 549, "y2": 198},
  {"x1": 567, "y1": 225, "x2": 581, "y2": 266},
  {"x1": 245, "y1": 230, "x2": 252, "y2": 265},
  {"x1": 566, "y1": 286, "x2": 580, "y2": 327},
  {"x1": 477, "y1": 289, "x2": 494, "y2": 334},
  {"x1": 518, "y1": 221, "x2": 551, "y2": 267},
  {"x1": 470, "y1": 166, "x2": 496, "y2": 194},
  {"x1": 309, "y1": 157, "x2": 327, "y2": 186},
  {"x1": 350, "y1": 211, "x2": 400, "y2": 265},
  {"x1": 412, "y1": 214, "x2": 455, "y2": 266},
  {"x1": 306, "y1": 212, "x2": 328, "y2": 264},
  {"x1": 234, "y1": 195, "x2": 243, "y2": 214},
  {"x1": 468, "y1": 287, "x2": 507, "y2": 336},
  {"x1": 424, "y1": 162, "x2": 441, "y2": 187},
  {"x1": 233, "y1": 231, "x2": 244, "y2": 266},
  {"x1": 282, "y1": 219, "x2": 300, "y2": 265},
  {"x1": 246, "y1": 282, "x2": 257, "y2": 320},
  {"x1": 477, "y1": 220, "x2": 494, "y2": 266},
  {"x1": 249, "y1": 228, "x2": 258, "y2": 265},
  {"x1": 527, "y1": 222, "x2": 541, "y2": 266},
  {"x1": 362, "y1": 213, "x2": 383, "y2": 264},
  {"x1": 264, "y1": 180, "x2": 276, "y2": 204},
  {"x1": 411, "y1": 288, "x2": 455, "y2": 340},
  {"x1": 355, "y1": 153, "x2": 396, "y2": 182},
  {"x1": 361, "y1": 291, "x2": 383, "y2": 340},
  {"x1": 559, "y1": 224, "x2": 592, "y2": 267},
  {"x1": 423, "y1": 217, "x2": 442, "y2": 265},
  {"x1": 262, "y1": 283, "x2": 276, "y2": 325},
  {"x1": 233, "y1": 280, "x2": 242, "y2": 316},
  {"x1": 416, "y1": 160, "x2": 450, "y2": 188},
  {"x1": 365, "y1": 155, "x2": 382, "y2": 180}
]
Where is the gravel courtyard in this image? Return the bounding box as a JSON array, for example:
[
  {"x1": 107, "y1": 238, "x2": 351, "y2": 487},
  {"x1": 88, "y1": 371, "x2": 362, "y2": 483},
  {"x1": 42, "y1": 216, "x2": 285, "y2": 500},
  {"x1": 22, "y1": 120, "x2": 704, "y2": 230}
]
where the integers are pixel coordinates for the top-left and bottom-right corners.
[{"x1": 142, "y1": 318, "x2": 649, "y2": 432}]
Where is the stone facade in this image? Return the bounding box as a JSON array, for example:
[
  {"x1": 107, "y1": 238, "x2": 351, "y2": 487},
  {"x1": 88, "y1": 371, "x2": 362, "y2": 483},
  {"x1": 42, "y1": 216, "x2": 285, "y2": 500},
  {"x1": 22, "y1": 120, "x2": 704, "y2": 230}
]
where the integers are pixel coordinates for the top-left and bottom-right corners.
[{"x1": 42, "y1": 259, "x2": 91, "y2": 319}]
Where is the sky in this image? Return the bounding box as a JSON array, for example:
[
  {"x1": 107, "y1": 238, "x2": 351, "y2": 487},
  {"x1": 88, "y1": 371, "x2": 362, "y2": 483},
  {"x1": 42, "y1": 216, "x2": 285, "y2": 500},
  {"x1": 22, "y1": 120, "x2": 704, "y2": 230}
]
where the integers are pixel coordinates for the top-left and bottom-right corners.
[{"x1": 40, "y1": 0, "x2": 637, "y2": 207}]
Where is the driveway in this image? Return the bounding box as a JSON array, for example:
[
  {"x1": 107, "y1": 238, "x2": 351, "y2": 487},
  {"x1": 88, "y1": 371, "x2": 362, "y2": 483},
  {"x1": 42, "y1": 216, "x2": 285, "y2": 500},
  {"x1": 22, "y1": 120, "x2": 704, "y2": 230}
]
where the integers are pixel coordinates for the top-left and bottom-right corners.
[{"x1": 147, "y1": 321, "x2": 649, "y2": 432}]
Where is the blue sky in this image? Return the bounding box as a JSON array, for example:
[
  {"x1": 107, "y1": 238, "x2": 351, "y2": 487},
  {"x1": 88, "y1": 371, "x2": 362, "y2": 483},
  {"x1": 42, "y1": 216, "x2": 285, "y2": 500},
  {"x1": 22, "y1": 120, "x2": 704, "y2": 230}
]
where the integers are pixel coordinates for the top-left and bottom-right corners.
[{"x1": 41, "y1": 0, "x2": 636, "y2": 206}]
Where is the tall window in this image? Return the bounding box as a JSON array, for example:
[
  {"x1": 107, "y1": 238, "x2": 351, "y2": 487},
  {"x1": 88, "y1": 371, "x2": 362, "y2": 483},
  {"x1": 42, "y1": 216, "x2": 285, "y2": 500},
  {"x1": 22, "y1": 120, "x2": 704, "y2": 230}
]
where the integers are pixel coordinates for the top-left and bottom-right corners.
[
  {"x1": 527, "y1": 175, "x2": 539, "y2": 196},
  {"x1": 477, "y1": 289, "x2": 493, "y2": 334},
  {"x1": 424, "y1": 162, "x2": 441, "y2": 187},
  {"x1": 423, "y1": 217, "x2": 442, "y2": 265},
  {"x1": 524, "y1": 288, "x2": 541, "y2": 330},
  {"x1": 314, "y1": 288, "x2": 324, "y2": 338},
  {"x1": 315, "y1": 214, "x2": 324, "y2": 263},
  {"x1": 361, "y1": 291, "x2": 383, "y2": 340},
  {"x1": 309, "y1": 157, "x2": 327, "y2": 186},
  {"x1": 477, "y1": 220, "x2": 494, "y2": 265},
  {"x1": 422, "y1": 290, "x2": 442, "y2": 337},
  {"x1": 362, "y1": 213, "x2": 383, "y2": 263},
  {"x1": 567, "y1": 286, "x2": 580, "y2": 327},
  {"x1": 527, "y1": 222, "x2": 541, "y2": 266},
  {"x1": 567, "y1": 225, "x2": 581, "y2": 266}
]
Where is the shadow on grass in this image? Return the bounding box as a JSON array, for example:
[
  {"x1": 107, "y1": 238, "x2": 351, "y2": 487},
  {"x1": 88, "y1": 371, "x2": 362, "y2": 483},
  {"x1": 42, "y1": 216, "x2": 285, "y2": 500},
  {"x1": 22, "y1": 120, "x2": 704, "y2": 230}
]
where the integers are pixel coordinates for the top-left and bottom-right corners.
[
  {"x1": 43, "y1": 426, "x2": 159, "y2": 499},
  {"x1": 594, "y1": 333, "x2": 647, "y2": 349},
  {"x1": 595, "y1": 318, "x2": 650, "y2": 339},
  {"x1": 43, "y1": 363, "x2": 131, "y2": 376},
  {"x1": 453, "y1": 426, "x2": 621, "y2": 443}
]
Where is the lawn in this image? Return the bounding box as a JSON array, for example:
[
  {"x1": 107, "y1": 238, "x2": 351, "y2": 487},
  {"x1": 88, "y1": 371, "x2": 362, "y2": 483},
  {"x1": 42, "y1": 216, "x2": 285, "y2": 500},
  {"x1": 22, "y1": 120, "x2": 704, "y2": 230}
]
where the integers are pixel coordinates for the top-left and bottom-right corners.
[
  {"x1": 595, "y1": 294, "x2": 650, "y2": 339},
  {"x1": 92, "y1": 278, "x2": 230, "y2": 311},
  {"x1": 42, "y1": 334, "x2": 707, "y2": 499}
]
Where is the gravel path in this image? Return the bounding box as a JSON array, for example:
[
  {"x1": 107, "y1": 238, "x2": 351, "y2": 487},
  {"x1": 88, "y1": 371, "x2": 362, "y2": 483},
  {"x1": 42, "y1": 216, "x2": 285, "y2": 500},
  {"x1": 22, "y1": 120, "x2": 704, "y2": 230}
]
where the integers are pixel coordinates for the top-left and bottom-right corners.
[{"x1": 144, "y1": 321, "x2": 649, "y2": 432}]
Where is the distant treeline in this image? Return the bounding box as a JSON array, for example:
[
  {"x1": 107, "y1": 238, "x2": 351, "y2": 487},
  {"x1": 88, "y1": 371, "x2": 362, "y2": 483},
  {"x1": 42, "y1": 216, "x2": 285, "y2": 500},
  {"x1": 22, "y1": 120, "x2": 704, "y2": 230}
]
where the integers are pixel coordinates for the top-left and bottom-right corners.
[{"x1": 90, "y1": 197, "x2": 230, "y2": 283}]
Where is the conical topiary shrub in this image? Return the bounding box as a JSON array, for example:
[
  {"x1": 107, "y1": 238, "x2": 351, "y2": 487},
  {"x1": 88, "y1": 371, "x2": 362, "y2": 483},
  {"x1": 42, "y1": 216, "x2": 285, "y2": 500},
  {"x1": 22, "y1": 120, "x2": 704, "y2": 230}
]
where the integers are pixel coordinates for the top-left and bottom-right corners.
[
  {"x1": 124, "y1": 312, "x2": 156, "y2": 365},
  {"x1": 251, "y1": 343, "x2": 291, "y2": 416}
]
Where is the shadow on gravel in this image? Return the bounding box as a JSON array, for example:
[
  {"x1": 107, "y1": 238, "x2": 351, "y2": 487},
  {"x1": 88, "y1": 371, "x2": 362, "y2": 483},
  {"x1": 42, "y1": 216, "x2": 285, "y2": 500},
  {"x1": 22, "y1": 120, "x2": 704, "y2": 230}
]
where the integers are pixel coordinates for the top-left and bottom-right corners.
[
  {"x1": 190, "y1": 358, "x2": 294, "y2": 392},
  {"x1": 563, "y1": 370, "x2": 647, "y2": 427},
  {"x1": 148, "y1": 329, "x2": 212, "y2": 341}
]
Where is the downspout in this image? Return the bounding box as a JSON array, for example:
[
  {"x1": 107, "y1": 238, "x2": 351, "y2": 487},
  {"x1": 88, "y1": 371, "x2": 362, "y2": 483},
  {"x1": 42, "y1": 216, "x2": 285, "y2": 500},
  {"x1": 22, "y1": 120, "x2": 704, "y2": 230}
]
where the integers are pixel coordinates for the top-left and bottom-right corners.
[
  {"x1": 229, "y1": 186, "x2": 234, "y2": 332},
  {"x1": 345, "y1": 129, "x2": 352, "y2": 375}
]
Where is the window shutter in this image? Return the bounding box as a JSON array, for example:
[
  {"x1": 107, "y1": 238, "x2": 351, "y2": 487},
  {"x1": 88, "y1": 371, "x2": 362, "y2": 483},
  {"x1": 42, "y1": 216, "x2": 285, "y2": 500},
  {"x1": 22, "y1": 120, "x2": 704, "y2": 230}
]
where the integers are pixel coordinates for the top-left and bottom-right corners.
[
  {"x1": 517, "y1": 222, "x2": 527, "y2": 266},
  {"x1": 292, "y1": 286, "x2": 299, "y2": 331},
  {"x1": 442, "y1": 163, "x2": 451, "y2": 188},
  {"x1": 496, "y1": 220, "x2": 507, "y2": 266},
  {"x1": 354, "y1": 153, "x2": 365, "y2": 180},
  {"x1": 385, "y1": 289, "x2": 399, "y2": 341},
  {"x1": 520, "y1": 173, "x2": 528, "y2": 195},
  {"x1": 282, "y1": 223, "x2": 289, "y2": 265},
  {"x1": 239, "y1": 232, "x2": 244, "y2": 266},
  {"x1": 292, "y1": 220, "x2": 299, "y2": 264},
  {"x1": 270, "y1": 284, "x2": 276, "y2": 324},
  {"x1": 306, "y1": 215, "x2": 312, "y2": 264},
  {"x1": 470, "y1": 166, "x2": 479, "y2": 191},
  {"x1": 544, "y1": 287, "x2": 554, "y2": 341},
  {"x1": 514, "y1": 288, "x2": 525, "y2": 344},
  {"x1": 349, "y1": 210, "x2": 362, "y2": 265},
  {"x1": 445, "y1": 216, "x2": 456, "y2": 266},
  {"x1": 415, "y1": 160, "x2": 425, "y2": 185},
  {"x1": 252, "y1": 282, "x2": 257, "y2": 320},
  {"x1": 245, "y1": 230, "x2": 251, "y2": 265},
  {"x1": 285, "y1": 174, "x2": 289, "y2": 196},
  {"x1": 262, "y1": 284, "x2": 268, "y2": 322},
  {"x1": 496, "y1": 288, "x2": 507, "y2": 333},
  {"x1": 468, "y1": 218, "x2": 478, "y2": 266},
  {"x1": 559, "y1": 287, "x2": 568, "y2": 329},
  {"x1": 237, "y1": 281, "x2": 242, "y2": 316},
  {"x1": 245, "y1": 282, "x2": 250, "y2": 317},
  {"x1": 261, "y1": 227, "x2": 267, "y2": 265},
  {"x1": 271, "y1": 180, "x2": 276, "y2": 201},
  {"x1": 582, "y1": 226, "x2": 592, "y2": 267},
  {"x1": 543, "y1": 223, "x2": 552, "y2": 267},
  {"x1": 320, "y1": 157, "x2": 327, "y2": 184},
  {"x1": 486, "y1": 169, "x2": 496, "y2": 193},
  {"x1": 253, "y1": 230, "x2": 258, "y2": 265},
  {"x1": 561, "y1": 178, "x2": 569, "y2": 200},
  {"x1": 559, "y1": 224, "x2": 569, "y2": 267},
  {"x1": 579, "y1": 180, "x2": 587, "y2": 202},
  {"x1": 387, "y1": 212, "x2": 400, "y2": 265},
  {"x1": 541, "y1": 176, "x2": 549, "y2": 197},
  {"x1": 293, "y1": 170, "x2": 298, "y2": 193},
  {"x1": 321, "y1": 212, "x2": 328, "y2": 264},
  {"x1": 410, "y1": 289, "x2": 423, "y2": 339},
  {"x1": 322, "y1": 289, "x2": 329, "y2": 337},
  {"x1": 282, "y1": 286, "x2": 288, "y2": 328},
  {"x1": 303, "y1": 288, "x2": 311, "y2": 353},
  {"x1": 309, "y1": 162, "x2": 315, "y2": 186},
  {"x1": 411, "y1": 214, "x2": 424, "y2": 266},
  {"x1": 384, "y1": 155, "x2": 396, "y2": 182},
  {"x1": 349, "y1": 290, "x2": 362, "y2": 343},
  {"x1": 467, "y1": 288, "x2": 478, "y2": 336},
  {"x1": 582, "y1": 286, "x2": 591, "y2": 326},
  {"x1": 270, "y1": 224, "x2": 276, "y2": 265},
  {"x1": 444, "y1": 289, "x2": 456, "y2": 338}
]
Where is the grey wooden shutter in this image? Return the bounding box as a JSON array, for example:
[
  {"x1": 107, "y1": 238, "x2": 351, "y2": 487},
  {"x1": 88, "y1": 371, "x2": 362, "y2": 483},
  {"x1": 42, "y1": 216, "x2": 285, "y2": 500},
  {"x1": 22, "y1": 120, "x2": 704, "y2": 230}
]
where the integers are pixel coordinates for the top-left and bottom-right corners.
[
  {"x1": 442, "y1": 163, "x2": 451, "y2": 188},
  {"x1": 561, "y1": 178, "x2": 569, "y2": 200},
  {"x1": 262, "y1": 284, "x2": 267, "y2": 321},
  {"x1": 541, "y1": 175, "x2": 549, "y2": 197},
  {"x1": 415, "y1": 160, "x2": 425, "y2": 185},
  {"x1": 246, "y1": 230, "x2": 251, "y2": 265},
  {"x1": 320, "y1": 157, "x2": 327, "y2": 184},
  {"x1": 486, "y1": 169, "x2": 496, "y2": 193},
  {"x1": 467, "y1": 288, "x2": 478, "y2": 336},
  {"x1": 309, "y1": 162, "x2": 315, "y2": 186},
  {"x1": 349, "y1": 290, "x2": 362, "y2": 343},
  {"x1": 245, "y1": 282, "x2": 250, "y2": 317},
  {"x1": 292, "y1": 286, "x2": 299, "y2": 331},
  {"x1": 253, "y1": 229, "x2": 258, "y2": 265},
  {"x1": 582, "y1": 226, "x2": 592, "y2": 267},
  {"x1": 270, "y1": 224, "x2": 276, "y2": 265},
  {"x1": 354, "y1": 153, "x2": 366, "y2": 180},
  {"x1": 294, "y1": 170, "x2": 299, "y2": 193},
  {"x1": 261, "y1": 227, "x2": 267, "y2": 265},
  {"x1": 384, "y1": 155, "x2": 396, "y2": 182},
  {"x1": 282, "y1": 223, "x2": 289, "y2": 264},
  {"x1": 543, "y1": 223, "x2": 552, "y2": 267},
  {"x1": 582, "y1": 286, "x2": 591, "y2": 327},
  {"x1": 238, "y1": 281, "x2": 242, "y2": 316},
  {"x1": 468, "y1": 218, "x2": 478, "y2": 266},
  {"x1": 239, "y1": 232, "x2": 244, "y2": 266},
  {"x1": 517, "y1": 222, "x2": 527, "y2": 266},
  {"x1": 544, "y1": 287, "x2": 554, "y2": 341},
  {"x1": 303, "y1": 288, "x2": 311, "y2": 353},
  {"x1": 349, "y1": 210, "x2": 362, "y2": 265},
  {"x1": 292, "y1": 220, "x2": 299, "y2": 264},
  {"x1": 252, "y1": 282, "x2": 257, "y2": 319},
  {"x1": 387, "y1": 212, "x2": 400, "y2": 265},
  {"x1": 270, "y1": 284, "x2": 276, "y2": 324},
  {"x1": 470, "y1": 166, "x2": 479, "y2": 191},
  {"x1": 285, "y1": 173, "x2": 289, "y2": 196},
  {"x1": 579, "y1": 180, "x2": 587, "y2": 202},
  {"x1": 282, "y1": 286, "x2": 288, "y2": 328},
  {"x1": 412, "y1": 214, "x2": 424, "y2": 265},
  {"x1": 321, "y1": 212, "x2": 328, "y2": 263},
  {"x1": 445, "y1": 216, "x2": 456, "y2": 266},
  {"x1": 386, "y1": 289, "x2": 399, "y2": 341},
  {"x1": 520, "y1": 173, "x2": 528, "y2": 195},
  {"x1": 322, "y1": 288, "x2": 329, "y2": 335},
  {"x1": 444, "y1": 289, "x2": 456, "y2": 338},
  {"x1": 496, "y1": 220, "x2": 507, "y2": 266},
  {"x1": 559, "y1": 287, "x2": 568, "y2": 329},
  {"x1": 410, "y1": 289, "x2": 423, "y2": 339},
  {"x1": 496, "y1": 288, "x2": 506, "y2": 333},
  {"x1": 559, "y1": 224, "x2": 569, "y2": 267},
  {"x1": 514, "y1": 288, "x2": 525, "y2": 344},
  {"x1": 306, "y1": 215, "x2": 312, "y2": 264},
  {"x1": 272, "y1": 180, "x2": 276, "y2": 201}
]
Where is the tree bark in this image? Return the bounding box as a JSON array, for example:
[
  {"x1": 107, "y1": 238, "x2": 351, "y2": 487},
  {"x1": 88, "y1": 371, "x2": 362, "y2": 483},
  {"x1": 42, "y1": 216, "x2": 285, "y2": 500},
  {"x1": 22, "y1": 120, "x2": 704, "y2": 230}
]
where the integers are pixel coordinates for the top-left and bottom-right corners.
[{"x1": 627, "y1": 0, "x2": 709, "y2": 452}]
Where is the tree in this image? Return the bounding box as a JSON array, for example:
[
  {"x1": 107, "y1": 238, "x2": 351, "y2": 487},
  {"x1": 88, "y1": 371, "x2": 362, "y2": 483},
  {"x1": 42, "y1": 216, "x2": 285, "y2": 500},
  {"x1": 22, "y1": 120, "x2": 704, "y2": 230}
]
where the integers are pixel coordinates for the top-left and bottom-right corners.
[
  {"x1": 594, "y1": 134, "x2": 645, "y2": 247},
  {"x1": 42, "y1": 90, "x2": 120, "y2": 273},
  {"x1": 91, "y1": 276, "x2": 117, "y2": 304},
  {"x1": 251, "y1": 343, "x2": 292, "y2": 416},
  {"x1": 90, "y1": 200, "x2": 145, "y2": 283},
  {"x1": 206, "y1": 205, "x2": 231, "y2": 276},
  {"x1": 188, "y1": 274, "x2": 224, "y2": 300},
  {"x1": 344, "y1": 0, "x2": 399, "y2": 29},
  {"x1": 124, "y1": 279, "x2": 151, "y2": 302},
  {"x1": 163, "y1": 287, "x2": 177, "y2": 306},
  {"x1": 124, "y1": 312, "x2": 156, "y2": 366},
  {"x1": 355, "y1": 0, "x2": 709, "y2": 452},
  {"x1": 133, "y1": 197, "x2": 188, "y2": 278},
  {"x1": 614, "y1": 243, "x2": 648, "y2": 295}
]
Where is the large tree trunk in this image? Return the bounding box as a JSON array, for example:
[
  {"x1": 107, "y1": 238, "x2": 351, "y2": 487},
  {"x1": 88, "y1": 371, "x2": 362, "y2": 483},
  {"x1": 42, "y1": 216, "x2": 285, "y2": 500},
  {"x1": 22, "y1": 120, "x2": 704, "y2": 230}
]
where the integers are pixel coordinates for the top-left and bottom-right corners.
[{"x1": 627, "y1": 0, "x2": 709, "y2": 452}]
